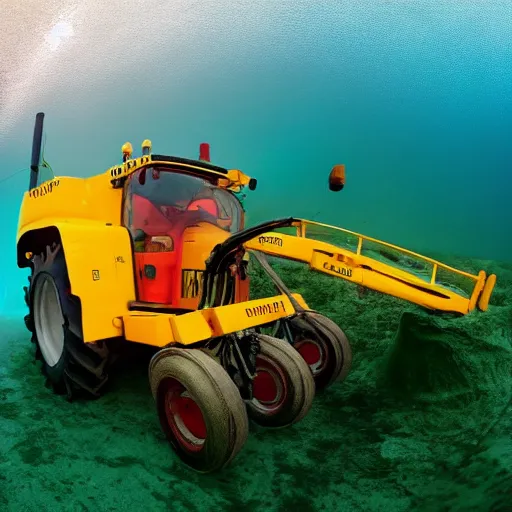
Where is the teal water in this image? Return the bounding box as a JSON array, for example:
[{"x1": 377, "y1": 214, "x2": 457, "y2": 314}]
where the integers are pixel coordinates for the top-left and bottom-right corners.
[{"x1": 1, "y1": 1, "x2": 511, "y2": 313}]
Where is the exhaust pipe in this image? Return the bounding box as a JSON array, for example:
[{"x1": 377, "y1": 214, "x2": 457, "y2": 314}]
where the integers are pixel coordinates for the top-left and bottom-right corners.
[{"x1": 29, "y1": 112, "x2": 45, "y2": 191}]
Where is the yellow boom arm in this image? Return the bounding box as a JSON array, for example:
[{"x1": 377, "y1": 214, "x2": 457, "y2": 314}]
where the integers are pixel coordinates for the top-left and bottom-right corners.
[{"x1": 244, "y1": 219, "x2": 496, "y2": 315}]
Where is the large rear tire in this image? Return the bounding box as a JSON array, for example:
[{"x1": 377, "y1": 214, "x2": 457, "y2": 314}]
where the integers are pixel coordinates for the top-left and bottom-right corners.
[
  {"x1": 25, "y1": 243, "x2": 111, "y2": 400},
  {"x1": 149, "y1": 347, "x2": 249, "y2": 473},
  {"x1": 247, "y1": 333, "x2": 315, "y2": 428}
]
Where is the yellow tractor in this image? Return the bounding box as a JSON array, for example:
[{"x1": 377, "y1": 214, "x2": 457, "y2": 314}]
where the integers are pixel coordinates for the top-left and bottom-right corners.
[{"x1": 17, "y1": 113, "x2": 496, "y2": 473}]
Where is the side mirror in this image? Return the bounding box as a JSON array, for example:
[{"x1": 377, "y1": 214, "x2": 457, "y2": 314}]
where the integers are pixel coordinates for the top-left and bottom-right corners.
[
  {"x1": 329, "y1": 164, "x2": 345, "y2": 192},
  {"x1": 248, "y1": 178, "x2": 257, "y2": 191},
  {"x1": 138, "y1": 169, "x2": 146, "y2": 185}
]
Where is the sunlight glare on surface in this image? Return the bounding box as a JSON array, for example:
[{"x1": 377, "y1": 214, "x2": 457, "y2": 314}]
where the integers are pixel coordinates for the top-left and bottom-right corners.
[
  {"x1": 0, "y1": 2, "x2": 80, "y2": 144},
  {"x1": 45, "y1": 21, "x2": 74, "y2": 51}
]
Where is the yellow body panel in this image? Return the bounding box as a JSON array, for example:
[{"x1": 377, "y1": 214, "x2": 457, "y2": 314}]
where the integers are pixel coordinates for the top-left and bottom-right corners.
[
  {"x1": 123, "y1": 293, "x2": 309, "y2": 347},
  {"x1": 182, "y1": 223, "x2": 230, "y2": 268},
  {"x1": 17, "y1": 176, "x2": 123, "y2": 237},
  {"x1": 19, "y1": 218, "x2": 136, "y2": 342}
]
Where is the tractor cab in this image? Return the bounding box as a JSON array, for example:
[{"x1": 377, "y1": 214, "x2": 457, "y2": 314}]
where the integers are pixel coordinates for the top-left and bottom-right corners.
[{"x1": 121, "y1": 146, "x2": 248, "y2": 311}]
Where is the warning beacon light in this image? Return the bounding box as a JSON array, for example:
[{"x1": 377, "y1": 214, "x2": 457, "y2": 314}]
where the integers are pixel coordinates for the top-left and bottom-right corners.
[
  {"x1": 122, "y1": 142, "x2": 133, "y2": 162},
  {"x1": 329, "y1": 164, "x2": 346, "y2": 192},
  {"x1": 199, "y1": 143, "x2": 211, "y2": 162},
  {"x1": 142, "y1": 139, "x2": 152, "y2": 156}
]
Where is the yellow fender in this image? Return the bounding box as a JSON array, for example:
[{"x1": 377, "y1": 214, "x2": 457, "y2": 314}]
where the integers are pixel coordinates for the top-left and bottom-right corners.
[{"x1": 18, "y1": 218, "x2": 136, "y2": 342}]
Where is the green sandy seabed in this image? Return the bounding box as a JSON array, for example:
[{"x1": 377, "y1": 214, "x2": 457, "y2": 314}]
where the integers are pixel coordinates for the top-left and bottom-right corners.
[{"x1": 1, "y1": 255, "x2": 511, "y2": 512}]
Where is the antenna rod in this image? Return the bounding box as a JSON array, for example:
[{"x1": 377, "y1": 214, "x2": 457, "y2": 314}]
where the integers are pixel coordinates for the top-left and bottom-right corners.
[{"x1": 29, "y1": 112, "x2": 45, "y2": 191}]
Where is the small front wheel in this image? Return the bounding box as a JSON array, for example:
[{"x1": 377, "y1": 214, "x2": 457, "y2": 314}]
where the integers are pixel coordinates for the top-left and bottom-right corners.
[
  {"x1": 149, "y1": 347, "x2": 249, "y2": 473},
  {"x1": 247, "y1": 334, "x2": 315, "y2": 428}
]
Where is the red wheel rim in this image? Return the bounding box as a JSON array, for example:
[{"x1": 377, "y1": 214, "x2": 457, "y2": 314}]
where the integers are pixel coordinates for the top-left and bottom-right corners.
[
  {"x1": 252, "y1": 355, "x2": 288, "y2": 415},
  {"x1": 163, "y1": 378, "x2": 206, "y2": 453},
  {"x1": 295, "y1": 338, "x2": 328, "y2": 376}
]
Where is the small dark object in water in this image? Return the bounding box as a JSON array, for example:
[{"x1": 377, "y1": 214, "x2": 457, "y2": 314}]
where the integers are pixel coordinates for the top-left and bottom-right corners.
[{"x1": 329, "y1": 164, "x2": 345, "y2": 191}]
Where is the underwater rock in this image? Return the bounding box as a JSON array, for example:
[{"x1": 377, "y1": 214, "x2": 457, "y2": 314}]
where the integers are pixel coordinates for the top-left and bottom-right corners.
[{"x1": 382, "y1": 308, "x2": 512, "y2": 404}]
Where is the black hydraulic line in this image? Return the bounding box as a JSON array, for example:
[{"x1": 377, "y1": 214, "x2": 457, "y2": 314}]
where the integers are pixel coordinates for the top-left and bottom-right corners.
[
  {"x1": 250, "y1": 250, "x2": 304, "y2": 312},
  {"x1": 198, "y1": 217, "x2": 299, "y2": 309}
]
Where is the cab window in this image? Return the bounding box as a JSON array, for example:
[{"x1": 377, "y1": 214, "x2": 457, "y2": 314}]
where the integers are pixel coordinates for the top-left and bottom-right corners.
[{"x1": 122, "y1": 167, "x2": 243, "y2": 244}]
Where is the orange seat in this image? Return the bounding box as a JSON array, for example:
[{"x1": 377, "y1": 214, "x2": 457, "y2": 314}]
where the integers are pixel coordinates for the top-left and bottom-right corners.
[{"x1": 187, "y1": 198, "x2": 218, "y2": 217}]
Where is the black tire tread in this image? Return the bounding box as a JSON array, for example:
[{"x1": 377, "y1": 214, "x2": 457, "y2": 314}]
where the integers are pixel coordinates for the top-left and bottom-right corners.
[{"x1": 25, "y1": 243, "x2": 112, "y2": 401}]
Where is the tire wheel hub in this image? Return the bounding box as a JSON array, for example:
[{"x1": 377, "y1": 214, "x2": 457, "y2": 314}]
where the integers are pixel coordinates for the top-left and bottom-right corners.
[
  {"x1": 165, "y1": 380, "x2": 207, "y2": 452},
  {"x1": 295, "y1": 338, "x2": 326, "y2": 376},
  {"x1": 251, "y1": 355, "x2": 287, "y2": 414},
  {"x1": 33, "y1": 274, "x2": 65, "y2": 368}
]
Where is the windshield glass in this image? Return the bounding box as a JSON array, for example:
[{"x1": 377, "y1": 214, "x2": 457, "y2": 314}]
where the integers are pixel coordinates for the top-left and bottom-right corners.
[{"x1": 123, "y1": 167, "x2": 244, "y2": 238}]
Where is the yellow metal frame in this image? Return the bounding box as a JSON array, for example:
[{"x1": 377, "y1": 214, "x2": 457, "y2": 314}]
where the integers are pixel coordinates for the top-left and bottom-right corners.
[
  {"x1": 123, "y1": 293, "x2": 310, "y2": 347},
  {"x1": 244, "y1": 219, "x2": 496, "y2": 315}
]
